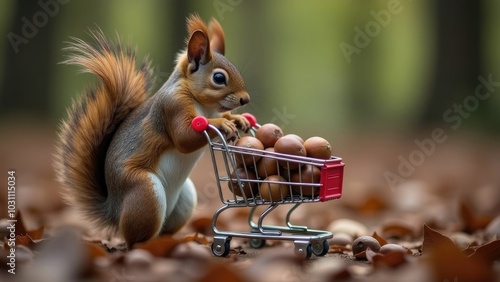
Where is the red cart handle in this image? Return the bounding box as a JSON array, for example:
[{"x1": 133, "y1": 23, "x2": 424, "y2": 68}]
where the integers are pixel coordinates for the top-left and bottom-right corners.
[
  {"x1": 191, "y1": 116, "x2": 209, "y2": 132},
  {"x1": 191, "y1": 113, "x2": 257, "y2": 132},
  {"x1": 241, "y1": 113, "x2": 257, "y2": 127}
]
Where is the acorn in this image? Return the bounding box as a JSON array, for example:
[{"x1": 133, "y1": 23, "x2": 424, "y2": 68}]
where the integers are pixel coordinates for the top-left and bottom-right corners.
[
  {"x1": 234, "y1": 136, "x2": 264, "y2": 166},
  {"x1": 256, "y1": 147, "x2": 279, "y2": 179},
  {"x1": 290, "y1": 165, "x2": 321, "y2": 196},
  {"x1": 228, "y1": 167, "x2": 258, "y2": 198},
  {"x1": 256, "y1": 123, "x2": 284, "y2": 148},
  {"x1": 304, "y1": 136, "x2": 332, "y2": 159},
  {"x1": 259, "y1": 175, "x2": 289, "y2": 202},
  {"x1": 352, "y1": 236, "x2": 381, "y2": 257},
  {"x1": 274, "y1": 135, "x2": 306, "y2": 169}
]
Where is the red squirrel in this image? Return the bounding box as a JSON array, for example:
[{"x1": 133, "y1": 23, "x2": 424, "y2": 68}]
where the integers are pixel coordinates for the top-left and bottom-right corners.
[{"x1": 54, "y1": 15, "x2": 250, "y2": 248}]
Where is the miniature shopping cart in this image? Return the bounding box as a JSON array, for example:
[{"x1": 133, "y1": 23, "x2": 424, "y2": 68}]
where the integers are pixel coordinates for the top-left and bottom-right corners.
[{"x1": 191, "y1": 113, "x2": 345, "y2": 259}]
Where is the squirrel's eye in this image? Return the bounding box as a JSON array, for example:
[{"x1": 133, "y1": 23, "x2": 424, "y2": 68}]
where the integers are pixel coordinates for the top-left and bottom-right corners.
[{"x1": 212, "y1": 72, "x2": 226, "y2": 85}]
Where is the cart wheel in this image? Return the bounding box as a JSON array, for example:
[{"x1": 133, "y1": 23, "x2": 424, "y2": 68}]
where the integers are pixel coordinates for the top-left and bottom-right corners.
[
  {"x1": 294, "y1": 241, "x2": 312, "y2": 259},
  {"x1": 312, "y1": 240, "x2": 329, "y2": 256},
  {"x1": 211, "y1": 236, "x2": 231, "y2": 257},
  {"x1": 249, "y1": 238, "x2": 266, "y2": 249}
]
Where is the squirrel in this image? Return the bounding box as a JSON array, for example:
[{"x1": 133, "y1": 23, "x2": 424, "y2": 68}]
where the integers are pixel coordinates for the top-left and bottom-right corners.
[{"x1": 54, "y1": 15, "x2": 251, "y2": 248}]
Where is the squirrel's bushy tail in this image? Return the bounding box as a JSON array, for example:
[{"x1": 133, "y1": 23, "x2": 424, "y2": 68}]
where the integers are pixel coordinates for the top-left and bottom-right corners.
[{"x1": 54, "y1": 30, "x2": 154, "y2": 229}]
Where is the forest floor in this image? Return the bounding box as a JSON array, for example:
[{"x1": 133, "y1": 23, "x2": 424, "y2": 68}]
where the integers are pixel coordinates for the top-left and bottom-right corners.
[{"x1": 0, "y1": 119, "x2": 499, "y2": 282}]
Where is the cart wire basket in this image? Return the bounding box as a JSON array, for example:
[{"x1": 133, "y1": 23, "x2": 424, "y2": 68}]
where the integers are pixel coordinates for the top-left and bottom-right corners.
[{"x1": 191, "y1": 113, "x2": 345, "y2": 259}]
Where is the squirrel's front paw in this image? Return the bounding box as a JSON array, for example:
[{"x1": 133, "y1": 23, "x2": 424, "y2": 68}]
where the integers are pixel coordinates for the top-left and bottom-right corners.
[
  {"x1": 229, "y1": 114, "x2": 251, "y2": 133},
  {"x1": 217, "y1": 119, "x2": 239, "y2": 142}
]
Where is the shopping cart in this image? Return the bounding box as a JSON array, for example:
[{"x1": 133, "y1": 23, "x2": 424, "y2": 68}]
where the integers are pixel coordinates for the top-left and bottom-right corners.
[{"x1": 191, "y1": 113, "x2": 345, "y2": 259}]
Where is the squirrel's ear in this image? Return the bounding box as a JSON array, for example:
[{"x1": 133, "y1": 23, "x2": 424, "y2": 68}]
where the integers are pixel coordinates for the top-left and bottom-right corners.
[
  {"x1": 187, "y1": 30, "x2": 212, "y2": 72},
  {"x1": 208, "y1": 19, "x2": 225, "y2": 55}
]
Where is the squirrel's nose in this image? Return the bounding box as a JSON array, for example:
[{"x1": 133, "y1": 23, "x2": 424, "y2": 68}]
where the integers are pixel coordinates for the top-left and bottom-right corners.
[{"x1": 240, "y1": 94, "x2": 250, "y2": 106}]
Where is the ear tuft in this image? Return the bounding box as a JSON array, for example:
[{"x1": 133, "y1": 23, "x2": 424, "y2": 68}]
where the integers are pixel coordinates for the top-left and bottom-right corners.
[
  {"x1": 208, "y1": 18, "x2": 225, "y2": 55},
  {"x1": 186, "y1": 14, "x2": 210, "y2": 41}
]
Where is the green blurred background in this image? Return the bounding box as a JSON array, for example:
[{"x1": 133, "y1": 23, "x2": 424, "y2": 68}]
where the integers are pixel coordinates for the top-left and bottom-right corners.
[{"x1": 1, "y1": 0, "x2": 499, "y2": 134}]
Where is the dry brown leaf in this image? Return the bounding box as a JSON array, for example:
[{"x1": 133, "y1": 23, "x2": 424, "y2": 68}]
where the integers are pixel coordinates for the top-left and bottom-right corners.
[
  {"x1": 459, "y1": 202, "x2": 493, "y2": 233},
  {"x1": 372, "y1": 231, "x2": 388, "y2": 246},
  {"x1": 134, "y1": 236, "x2": 181, "y2": 257},
  {"x1": 364, "y1": 246, "x2": 406, "y2": 268},
  {"x1": 422, "y1": 224, "x2": 457, "y2": 254},
  {"x1": 16, "y1": 235, "x2": 34, "y2": 247},
  {"x1": 190, "y1": 217, "x2": 213, "y2": 235},
  {"x1": 372, "y1": 251, "x2": 407, "y2": 268},
  {"x1": 4, "y1": 233, "x2": 47, "y2": 249},
  {"x1": 461, "y1": 245, "x2": 478, "y2": 257},
  {"x1": 354, "y1": 250, "x2": 367, "y2": 260},
  {"x1": 26, "y1": 225, "x2": 44, "y2": 240},
  {"x1": 198, "y1": 262, "x2": 245, "y2": 282},
  {"x1": 468, "y1": 239, "x2": 500, "y2": 263},
  {"x1": 3, "y1": 211, "x2": 46, "y2": 249},
  {"x1": 329, "y1": 245, "x2": 350, "y2": 254},
  {"x1": 424, "y1": 224, "x2": 495, "y2": 281},
  {"x1": 183, "y1": 232, "x2": 211, "y2": 245}
]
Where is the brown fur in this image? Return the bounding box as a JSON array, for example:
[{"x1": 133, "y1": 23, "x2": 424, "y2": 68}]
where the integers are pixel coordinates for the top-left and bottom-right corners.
[
  {"x1": 55, "y1": 29, "x2": 154, "y2": 230},
  {"x1": 55, "y1": 15, "x2": 250, "y2": 248}
]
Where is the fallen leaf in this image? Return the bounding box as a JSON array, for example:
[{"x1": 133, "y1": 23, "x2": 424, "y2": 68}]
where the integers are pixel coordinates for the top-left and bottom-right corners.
[
  {"x1": 2, "y1": 211, "x2": 46, "y2": 249},
  {"x1": 14, "y1": 234, "x2": 33, "y2": 247},
  {"x1": 190, "y1": 217, "x2": 213, "y2": 235},
  {"x1": 354, "y1": 250, "x2": 367, "y2": 260},
  {"x1": 183, "y1": 232, "x2": 211, "y2": 245},
  {"x1": 372, "y1": 231, "x2": 388, "y2": 246},
  {"x1": 171, "y1": 241, "x2": 212, "y2": 260},
  {"x1": 198, "y1": 262, "x2": 244, "y2": 282},
  {"x1": 468, "y1": 239, "x2": 500, "y2": 263},
  {"x1": 134, "y1": 236, "x2": 181, "y2": 257},
  {"x1": 26, "y1": 225, "x2": 44, "y2": 240},
  {"x1": 461, "y1": 245, "x2": 478, "y2": 257},
  {"x1": 460, "y1": 202, "x2": 493, "y2": 233},
  {"x1": 329, "y1": 245, "x2": 350, "y2": 254},
  {"x1": 3, "y1": 234, "x2": 47, "y2": 249},
  {"x1": 423, "y1": 224, "x2": 495, "y2": 281},
  {"x1": 372, "y1": 251, "x2": 406, "y2": 268},
  {"x1": 422, "y1": 224, "x2": 457, "y2": 255}
]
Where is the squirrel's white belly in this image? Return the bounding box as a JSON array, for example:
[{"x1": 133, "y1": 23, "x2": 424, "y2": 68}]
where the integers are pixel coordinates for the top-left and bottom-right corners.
[
  {"x1": 149, "y1": 148, "x2": 204, "y2": 216},
  {"x1": 149, "y1": 107, "x2": 217, "y2": 216}
]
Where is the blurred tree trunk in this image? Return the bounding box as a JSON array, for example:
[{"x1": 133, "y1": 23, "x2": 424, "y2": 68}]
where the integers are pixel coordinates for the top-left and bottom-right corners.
[
  {"x1": 0, "y1": 1, "x2": 57, "y2": 118},
  {"x1": 419, "y1": 0, "x2": 483, "y2": 125},
  {"x1": 169, "y1": 1, "x2": 191, "y2": 55}
]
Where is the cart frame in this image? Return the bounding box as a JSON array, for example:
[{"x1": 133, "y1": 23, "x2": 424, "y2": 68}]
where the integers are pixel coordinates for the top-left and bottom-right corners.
[{"x1": 191, "y1": 114, "x2": 345, "y2": 258}]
